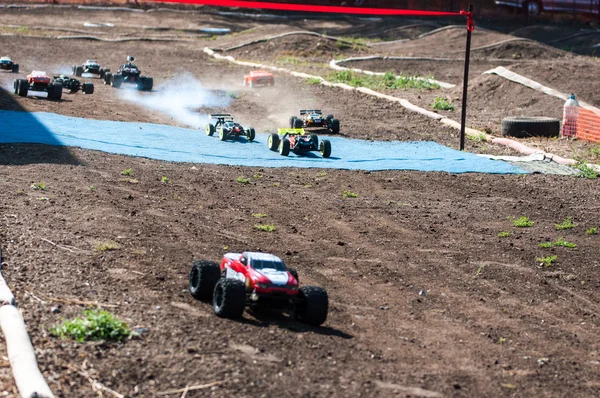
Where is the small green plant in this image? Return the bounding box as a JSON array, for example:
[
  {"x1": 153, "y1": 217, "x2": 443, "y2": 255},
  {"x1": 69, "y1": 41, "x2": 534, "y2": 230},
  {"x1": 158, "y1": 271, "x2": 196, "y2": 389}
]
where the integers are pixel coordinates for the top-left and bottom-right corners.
[
  {"x1": 586, "y1": 227, "x2": 598, "y2": 235},
  {"x1": 498, "y1": 337, "x2": 506, "y2": 344},
  {"x1": 316, "y1": 171, "x2": 327, "y2": 177},
  {"x1": 161, "y1": 176, "x2": 169, "y2": 184},
  {"x1": 252, "y1": 213, "x2": 268, "y2": 218},
  {"x1": 538, "y1": 241, "x2": 554, "y2": 248},
  {"x1": 306, "y1": 77, "x2": 322, "y2": 85},
  {"x1": 50, "y1": 309, "x2": 132, "y2": 342},
  {"x1": 94, "y1": 240, "x2": 120, "y2": 252},
  {"x1": 121, "y1": 168, "x2": 133, "y2": 176},
  {"x1": 467, "y1": 133, "x2": 488, "y2": 142},
  {"x1": 119, "y1": 178, "x2": 138, "y2": 184},
  {"x1": 304, "y1": 184, "x2": 312, "y2": 188},
  {"x1": 253, "y1": 172, "x2": 262, "y2": 179},
  {"x1": 510, "y1": 216, "x2": 534, "y2": 227},
  {"x1": 431, "y1": 97, "x2": 455, "y2": 111},
  {"x1": 329, "y1": 70, "x2": 439, "y2": 90},
  {"x1": 236, "y1": 177, "x2": 251, "y2": 184},
  {"x1": 255, "y1": 224, "x2": 276, "y2": 232},
  {"x1": 343, "y1": 190, "x2": 359, "y2": 198},
  {"x1": 554, "y1": 237, "x2": 577, "y2": 248},
  {"x1": 575, "y1": 162, "x2": 598, "y2": 179},
  {"x1": 272, "y1": 182, "x2": 281, "y2": 187},
  {"x1": 536, "y1": 255, "x2": 558, "y2": 267},
  {"x1": 498, "y1": 231, "x2": 513, "y2": 238},
  {"x1": 30, "y1": 182, "x2": 47, "y2": 191},
  {"x1": 475, "y1": 264, "x2": 485, "y2": 276},
  {"x1": 88, "y1": 185, "x2": 95, "y2": 191},
  {"x1": 17, "y1": 188, "x2": 24, "y2": 195},
  {"x1": 555, "y1": 217, "x2": 575, "y2": 230}
]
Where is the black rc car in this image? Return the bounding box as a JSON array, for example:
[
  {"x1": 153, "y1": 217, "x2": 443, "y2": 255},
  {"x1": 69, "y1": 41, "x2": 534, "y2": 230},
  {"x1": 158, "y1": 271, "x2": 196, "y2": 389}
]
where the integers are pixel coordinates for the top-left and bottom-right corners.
[
  {"x1": 103, "y1": 56, "x2": 153, "y2": 91},
  {"x1": 268, "y1": 128, "x2": 331, "y2": 158},
  {"x1": 0, "y1": 56, "x2": 19, "y2": 73},
  {"x1": 72, "y1": 60, "x2": 110, "y2": 78},
  {"x1": 290, "y1": 110, "x2": 340, "y2": 134},
  {"x1": 206, "y1": 113, "x2": 256, "y2": 142},
  {"x1": 53, "y1": 75, "x2": 94, "y2": 94}
]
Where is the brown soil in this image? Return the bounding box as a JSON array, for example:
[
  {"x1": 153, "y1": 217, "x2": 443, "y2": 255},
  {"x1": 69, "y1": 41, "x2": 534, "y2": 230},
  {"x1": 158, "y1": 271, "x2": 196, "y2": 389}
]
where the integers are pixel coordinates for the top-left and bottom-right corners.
[{"x1": 0, "y1": 5, "x2": 600, "y2": 398}]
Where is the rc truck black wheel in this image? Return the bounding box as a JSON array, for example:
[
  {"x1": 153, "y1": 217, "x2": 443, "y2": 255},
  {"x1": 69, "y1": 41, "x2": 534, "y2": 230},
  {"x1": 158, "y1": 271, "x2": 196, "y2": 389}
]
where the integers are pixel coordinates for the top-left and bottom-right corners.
[
  {"x1": 111, "y1": 75, "x2": 122, "y2": 88},
  {"x1": 295, "y1": 286, "x2": 328, "y2": 326},
  {"x1": 144, "y1": 77, "x2": 153, "y2": 91},
  {"x1": 75, "y1": 66, "x2": 83, "y2": 77},
  {"x1": 82, "y1": 82, "x2": 94, "y2": 94},
  {"x1": 11, "y1": 64, "x2": 18, "y2": 73},
  {"x1": 326, "y1": 114, "x2": 333, "y2": 122},
  {"x1": 320, "y1": 140, "x2": 332, "y2": 158},
  {"x1": 247, "y1": 127, "x2": 256, "y2": 141},
  {"x1": 218, "y1": 128, "x2": 228, "y2": 141},
  {"x1": 293, "y1": 118, "x2": 303, "y2": 129},
  {"x1": 279, "y1": 138, "x2": 290, "y2": 156},
  {"x1": 289, "y1": 116, "x2": 297, "y2": 129},
  {"x1": 206, "y1": 123, "x2": 215, "y2": 136},
  {"x1": 501, "y1": 116, "x2": 560, "y2": 138},
  {"x1": 47, "y1": 83, "x2": 62, "y2": 101},
  {"x1": 189, "y1": 260, "x2": 221, "y2": 301},
  {"x1": 288, "y1": 267, "x2": 299, "y2": 283},
  {"x1": 103, "y1": 72, "x2": 112, "y2": 85},
  {"x1": 310, "y1": 134, "x2": 319, "y2": 149},
  {"x1": 268, "y1": 133, "x2": 279, "y2": 151},
  {"x1": 15, "y1": 79, "x2": 28, "y2": 97},
  {"x1": 330, "y1": 119, "x2": 340, "y2": 134},
  {"x1": 213, "y1": 278, "x2": 246, "y2": 318}
]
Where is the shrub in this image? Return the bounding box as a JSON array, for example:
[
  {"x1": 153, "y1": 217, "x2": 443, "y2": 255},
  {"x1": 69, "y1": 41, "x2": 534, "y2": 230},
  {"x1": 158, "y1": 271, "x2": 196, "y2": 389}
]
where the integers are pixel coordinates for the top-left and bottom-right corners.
[
  {"x1": 510, "y1": 216, "x2": 534, "y2": 227},
  {"x1": 554, "y1": 217, "x2": 575, "y2": 230},
  {"x1": 236, "y1": 177, "x2": 251, "y2": 184},
  {"x1": 536, "y1": 255, "x2": 558, "y2": 267},
  {"x1": 255, "y1": 224, "x2": 276, "y2": 232},
  {"x1": 498, "y1": 231, "x2": 512, "y2": 238},
  {"x1": 50, "y1": 309, "x2": 132, "y2": 342},
  {"x1": 121, "y1": 168, "x2": 133, "y2": 176},
  {"x1": 432, "y1": 97, "x2": 455, "y2": 111}
]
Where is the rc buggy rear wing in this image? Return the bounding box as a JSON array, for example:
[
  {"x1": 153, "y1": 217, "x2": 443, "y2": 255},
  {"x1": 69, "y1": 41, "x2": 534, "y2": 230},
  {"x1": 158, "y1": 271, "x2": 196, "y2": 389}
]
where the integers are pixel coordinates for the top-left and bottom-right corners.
[
  {"x1": 300, "y1": 110, "x2": 322, "y2": 115},
  {"x1": 209, "y1": 113, "x2": 234, "y2": 121},
  {"x1": 278, "y1": 128, "x2": 305, "y2": 135}
]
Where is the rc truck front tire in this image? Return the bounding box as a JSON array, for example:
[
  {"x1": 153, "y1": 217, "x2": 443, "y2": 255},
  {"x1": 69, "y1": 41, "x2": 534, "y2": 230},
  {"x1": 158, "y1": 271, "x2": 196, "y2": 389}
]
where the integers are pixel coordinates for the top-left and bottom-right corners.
[
  {"x1": 11, "y1": 64, "x2": 18, "y2": 73},
  {"x1": 293, "y1": 118, "x2": 303, "y2": 129},
  {"x1": 189, "y1": 260, "x2": 221, "y2": 301},
  {"x1": 295, "y1": 286, "x2": 328, "y2": 326},
  {"x1": 213, "y1": 278, "x2": 246, "y2": 318},
  {"x1": 103, "y1": 72, "x2": 112, "y2": 85},
  {"x1": 501, "y1": 116, "x2": 560, "y2": 138},
  {"x1": 206, "y1": 123, "x2": 215, "y2": 136},
  {"x1": 279, "y1": 138, "x2": 290, "y2": 156},
  {"x1": 47, "y1": 83, "x2": 62, "y2": 101},
  {"x1": 82, "y1": 82, "x2": 94, "y2": 94},
  {"x1": 75, "y1": 66, "x2": 83, "y2": 77},
  {"x1": 268, "y1": 133, "x2": 280, "y2": 151},
  {"x1": 320, "y1": 140, "x2": 332, "y2": 158},
  {"x1": 111, "y1": 75, "x2": 122, "y2": 88},
  {"x1": 15, "y1": 79, "x2": 28, "y2": 97},
  {"x1": 330, "y1": 119, "x2": 340, "y2": 134},
  {"x1": 247, "y1": 127, "x2": 256, "y2": 141}
]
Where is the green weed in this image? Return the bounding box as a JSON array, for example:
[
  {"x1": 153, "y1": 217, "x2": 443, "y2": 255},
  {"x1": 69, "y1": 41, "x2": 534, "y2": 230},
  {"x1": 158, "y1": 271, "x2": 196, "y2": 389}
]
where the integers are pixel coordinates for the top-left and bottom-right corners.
[
  {"x1": 255, "y1": 224, "x2": 276, "y2": 232},
  {"x1": 510, "y1": 216, "x2": 534, "y2": 227},
  {"x1": 536, "y1": 255, "x2": 558, "y2": 267},
  {"x1": 475, "y1": 264, "x2": 485, "y2": 276},
  {"x1": 329, "y1": 70, "x2": 439, "y2": 91},
  {"x1": 538, "y1": 237, "x2": 577, "y2": 249},
  {"x1": 306, "y1": 77, "x2": 322, "y2": 85},
  {"x1": 316, "y1": 171, "x2": 327, "y2": 177},
  {"x1": 586, "y1": 227, "x2": 598, "y2": 235},
  {"x1": 30, "y1": 182, "x2": 47, "y2": 191},
  {"x1": 431, "y1": 96, "x2": 455, "y2": 111},
  {"x1": 121, "y1": 168, "x2": 133, "y2": 176},
  {"x1": 89, "y1": 185, "x2": 95, "y2": 191},
  {"x1": 467, "y1": 133, "x2": 488, "y2": 142},
  {"x1": 236, "y1": 177, "x2": 251, "y2": 184},
  {"x1": 343, "y1": 190, "x2": 359, "y2": 198},
  {"x1": 538, "y1": 242, "x2": 554, "y2": 248},
  {"x1": 50, "y1": 309, "x2": 132, "y2": 342},
  {"x1": 93, "y1": 241, "x2": 120, "y2": 252},
  {"x1": 252, "y1": 213, "x2": 268, "y2": 218},
  {"x1": 498, "y1": 231, "x2": 513, "y2": 238},
  {"x1": 575, "y1": 162, "x2": 598, "y2": 179},
  {"x1": 555, "y1": 217, "x2": 575, "y2": 230},
  {"x1": 161, "y1": 176, "x2": 169, "y2": 184},
  {"x1": 253, "y1": 173, "x2": 262, "y2": 179}
]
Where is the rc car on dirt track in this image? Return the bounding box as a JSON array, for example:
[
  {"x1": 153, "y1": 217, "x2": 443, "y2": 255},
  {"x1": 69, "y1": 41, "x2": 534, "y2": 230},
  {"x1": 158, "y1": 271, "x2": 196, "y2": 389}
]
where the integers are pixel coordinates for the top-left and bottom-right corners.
[
  {"x1": 189, "y1": 252, "x2": 328, "y2": 326},
  {"x1": 103, "y1": 56, "x2": 153, "y2": 91},
  {"x1": 72, "y1": 60, "x2": 110, "y2": 78},
  {"x1": 268, "y1": 128, "x2": 332, "y2": 158},
  {"x1": 0, "y1": 56, "x2": 19, "y2": 73},
  {"x1": 205, "y1": 113, "x2": 256, "y2": 141},
  {"x1": 243, "y1": 70, "x2": 274, "y2": 87},
  {"x1": 290, "y1": 110, "x2": 340, "y2": 134},
  {"x1": 13, "y1": 71, "x2": 62, "y2": 100},
  {"x1": 53, "y1": 75, "x2": 94, "y2": 94}
]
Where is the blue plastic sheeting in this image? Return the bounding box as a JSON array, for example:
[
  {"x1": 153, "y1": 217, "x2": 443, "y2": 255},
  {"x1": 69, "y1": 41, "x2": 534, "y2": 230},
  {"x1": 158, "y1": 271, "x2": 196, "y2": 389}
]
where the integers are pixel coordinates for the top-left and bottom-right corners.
[{"x1": 0, "y1": 110, "x2": 526, "y2": 174}]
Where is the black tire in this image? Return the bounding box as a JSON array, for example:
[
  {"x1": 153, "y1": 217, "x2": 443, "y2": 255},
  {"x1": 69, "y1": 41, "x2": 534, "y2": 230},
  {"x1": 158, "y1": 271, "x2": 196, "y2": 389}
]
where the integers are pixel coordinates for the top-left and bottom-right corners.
[
  {"x1": 268, "y1": 133, "x2": 280, "y2": 151},
  {"x1": 48, "y1": 82, "x2": 62, "y2": 101},
  {"x1": 326, "y1": 114, "x2": 333, "y2": 122},
  {"x1": 111, "y1": 74, "x2": 122, "y2": 88},
  {"x1": 206, "y1": 123, "x2": 215, "y2": 136},
  {"x1": 137, "y1": 77, "x2": 146, "y2": 91},
  {"x1": 279, "y1": 138, "x2": 290, "y2": 156},
  {"x1": 75, "y1": 66, "x2": 83, "y2": 77},
  {"x1": 99, "y1": 68, "x2": 105, "y2": 78},
  {"x1": 330, "y1": 119, "x2": 340, "y2": 134},
  {"x1": 82, "y1": 82, "x2": 94, "y2": 94},
  {"x1": 501, "y1": 116, "x2": 560, "y2": 138},
  {"x1": 293, "y1": 118, "x2": 303, "y2": 129},
  {"x1": 103, "y1": 72, "x2": 112, "y2": 85},
  {"x1": 15, "y1": 79, "x2": 28, "y2": 97},
  {"x1": 72, "y1": 65, "x2": 77, "y2": 75},
  {"x1": 320, "y1": 140, "x2": 332, "y2": 158},
  {"x1": 189, "y1": 260, "x2": 221, "y2": 301},
  {"x1": 139, "y1": 76, "x2": 153, "y2": 91},
  {"x1": 310, "y1": 134, "x2": 319, "y2": 149},
  {"x1": 288, "y1": 267, "x2": 299, "y2": 283},
  {"x1": 11, "y1": 64, "x2": 18, "y2": 73},
  {"x1": 295, "y1": 286, "x2": 328, "y2": 326},
  {"x1": 145, "y1": 77, "x2": 153, "y2": 91},
  {"x1": 218, "y1": 128, "x2": 228, "y2": 141},
  {"x1": 213, "y1": 278, "x2": 246, "y2": 318},
  {"x1": 247, "y1": 127, "x2": 256, "y2": 141},
  {"x1": 289, "y1": 116, "x2": 297, "y2": 129}
]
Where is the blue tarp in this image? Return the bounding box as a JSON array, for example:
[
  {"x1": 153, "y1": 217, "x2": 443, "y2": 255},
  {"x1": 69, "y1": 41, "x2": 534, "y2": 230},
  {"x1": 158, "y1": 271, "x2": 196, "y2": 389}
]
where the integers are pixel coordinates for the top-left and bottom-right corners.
[{"x1": 0, "y1": 110, "x2": 526, "y2": 174}]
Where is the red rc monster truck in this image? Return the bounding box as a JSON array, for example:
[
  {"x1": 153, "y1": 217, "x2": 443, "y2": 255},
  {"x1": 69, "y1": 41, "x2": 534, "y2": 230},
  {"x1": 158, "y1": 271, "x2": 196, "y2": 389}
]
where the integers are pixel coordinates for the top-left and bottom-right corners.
[
  {"x1": 267, "y1": 128, "x2": 332, "y2": 158},
  {"x1": 290, "y1": 110, "x2": 340, "y2": 134},
  {"x1": 243, "y1": 70, "x2": 274, "y2": 88},
  {"x1": 189, "y1": 252, "x2": 329, "y2": 326},
  {"x1": 13, "y1": 71, "x2": 62, "y2": 100}
]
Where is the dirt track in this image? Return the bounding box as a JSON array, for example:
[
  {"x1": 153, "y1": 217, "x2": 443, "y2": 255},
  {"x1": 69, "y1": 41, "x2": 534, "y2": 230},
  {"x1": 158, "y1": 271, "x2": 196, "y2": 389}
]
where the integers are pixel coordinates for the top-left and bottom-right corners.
[{"x1": 0, "y1": 5, "x2": 600, "y2": 397}]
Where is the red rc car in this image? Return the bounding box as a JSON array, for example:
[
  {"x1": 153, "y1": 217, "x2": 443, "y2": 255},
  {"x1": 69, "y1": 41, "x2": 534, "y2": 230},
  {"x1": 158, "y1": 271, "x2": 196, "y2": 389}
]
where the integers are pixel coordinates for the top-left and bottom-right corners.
[
  {"x1": 243, "y1": 70, "x2": 274, "y2": 88},
  {"x1": 13, "y1": 71, "x2": 63, "y2": 100},
  {"x1": 189, "y1": 251, "x2": 328, "y2": 326}
]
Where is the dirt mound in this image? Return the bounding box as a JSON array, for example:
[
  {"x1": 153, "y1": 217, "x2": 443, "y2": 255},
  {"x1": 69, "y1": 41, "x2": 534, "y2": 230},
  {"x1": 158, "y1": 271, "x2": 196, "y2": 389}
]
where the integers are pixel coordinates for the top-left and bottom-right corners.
[
  {"x1": 369, "y1": 23, "x2": 441, "y2": 41},
  {"x1": 509, "y1": 25, "x2": 580, "y2": 43},
  {"x1": 475, "y1": 40, "x2": 572, "y2": 60}
]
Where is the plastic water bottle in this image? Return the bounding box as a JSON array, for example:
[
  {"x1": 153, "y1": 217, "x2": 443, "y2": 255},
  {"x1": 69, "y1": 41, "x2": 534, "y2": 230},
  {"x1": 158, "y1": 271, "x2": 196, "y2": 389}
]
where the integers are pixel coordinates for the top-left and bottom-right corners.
[{"x1": 562, "y1": 94, "x2": 579, "y2": 138}]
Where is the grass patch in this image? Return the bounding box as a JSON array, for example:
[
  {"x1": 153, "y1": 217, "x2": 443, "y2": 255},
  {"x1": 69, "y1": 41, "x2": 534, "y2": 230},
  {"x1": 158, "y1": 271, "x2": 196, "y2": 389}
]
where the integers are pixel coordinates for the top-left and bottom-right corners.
[
  {"x1": 50, "y1": 309, "x2": 132, "y2": 342},
  {"x1": 161, "y1": 176, "x2": 169, "y2": 184},
  {"x1": 510, "y1": 216, "x2": 534, "y2": 227},
  {"x1": 498, "y1": 231, "x2": 513, "y2": 238},
  {"x1": 236, "y1": 177, "x2": 251, "y2": 184},
  {"x1": 329, "y1": 70, "x2": 439, "y2": 90},
  {"x1": 277, "y1": 55, "x2": 301, "y2": 65},
  {"x1": 536, "y1": 255, "x2": 558, "y2": 267},
  {"x1": 93, "y1": 240, "x2": 120, "y2": 252},
  {"x1": 555, "y1": 217, "x2": 575, "y2": 230},
  {"x1": 538, "y1": 237, "x2": 577, "y2": 249},
  {"x1": 254, "y1": 224, "x2": 276, "y2": 232},
  {"x1": 574, "y1": 162, "x2": 598, "y2": 179},
  {"x1": 431, "y1": 96, "x2": 455, "y2": 111},
  {"x1": 342, "y1": 190, "x2": 359, "y2": 198},
  {"x1": 586, "y1": 227, "x2": 598, "y2": 235},
  {"x1": 252, "y1": 213, "x2": 268, "y2": 218},
  {"x1": 88, "y1": 185, "x2": 95, "y2": 191},
  {"x1": 306, "y1": 77, "x2": 322, "y2": 85},
  {"x1": 121, "y1": 168, "x2": 133, "y2": 176},
  {"x1": 30, "y1": 182, "x2": 47, "y2": 191}
]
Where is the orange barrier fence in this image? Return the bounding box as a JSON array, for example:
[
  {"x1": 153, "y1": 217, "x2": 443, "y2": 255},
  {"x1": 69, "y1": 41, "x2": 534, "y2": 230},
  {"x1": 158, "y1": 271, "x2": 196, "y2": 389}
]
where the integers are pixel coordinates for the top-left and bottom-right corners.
[{"x1": 562, "y1": 106, "x2": 600, "y2": 143}]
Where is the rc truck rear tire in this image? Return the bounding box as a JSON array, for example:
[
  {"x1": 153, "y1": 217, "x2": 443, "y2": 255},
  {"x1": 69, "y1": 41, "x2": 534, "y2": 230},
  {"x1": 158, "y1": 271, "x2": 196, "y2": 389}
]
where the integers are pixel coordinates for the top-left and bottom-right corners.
[
  {"x1": 82, "y1": 82, "x2": 94, "y2": 94},
  {"x1": 247, "y1": 127, "x2": 256, "y2": 141},
  {"x1": 16, "y1": 79, "x2": 28, "y2": 97},
  {"x1": 189, "y1": 260, "x2": 221, "y2": 301},
  {"x1": 206, "y1": 123, "x2": 215, "y2": 136},
  {"x1": 289, "y1": 116, "x2": 297, "y2": 129},
  {"x1": 11, "y1": 64, "x2": 18, "y2": 73},
  {"x1": 310, "y1": 134, "x2": 319, "y2": 149},
  {"x1": 103, "y1": 72, "x2": 112, "y2": 85},
  {"x1": 268, "y1": 133, "x2": 280, "y2": 151},
  {"x1": 279, "y1": 138, "x2": 290, "y2": 156},
  {"x1": 213, "y1": 278, "x2": 246, "y2": 318},
  {"x1": 293, "y1": 118, "x2": 303, "y2": 129},
  {"x1": 47, "y1": 83, "x2": 62, "y2": 101},
  {"x1": 295, "y1": 286, "x2": 328, "y2": 326},
  {"x1": 320, "y1": 140, "x2": 332, "y2": 158},
  {"x1": 501, "y1": 116, "x2": 560, "y2": 138},
  {"x1": 330, "y1": 119, "x2": 340, "y2": 134},
  {"x1": 111, "y1": 75, "x2": 122, "y2": 88},
  {"x1": 75, "y1": 66, "x2": 83, "y2": 77}
]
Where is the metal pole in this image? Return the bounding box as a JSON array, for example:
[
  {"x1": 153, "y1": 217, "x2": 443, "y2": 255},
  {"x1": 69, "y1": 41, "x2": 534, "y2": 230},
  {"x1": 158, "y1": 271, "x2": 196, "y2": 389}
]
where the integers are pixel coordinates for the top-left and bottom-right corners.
[{"x1": 459, "y1": 4, "x2": 473, "y2": 151}]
